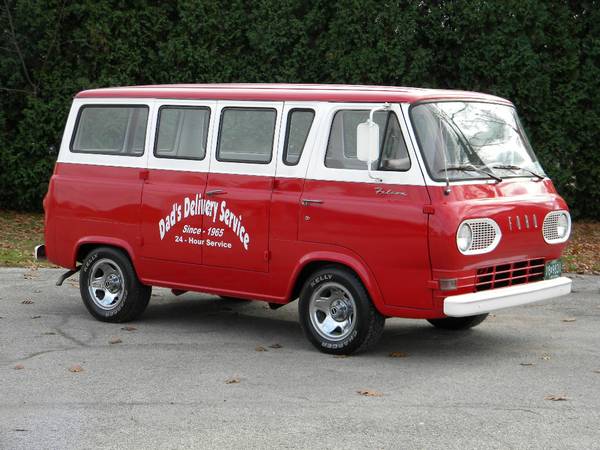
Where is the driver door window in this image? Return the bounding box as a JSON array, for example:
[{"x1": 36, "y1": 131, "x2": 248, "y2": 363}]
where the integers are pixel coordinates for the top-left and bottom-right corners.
[{"x1": 325, "y1": 110, "x2": 410, "y2": 171}]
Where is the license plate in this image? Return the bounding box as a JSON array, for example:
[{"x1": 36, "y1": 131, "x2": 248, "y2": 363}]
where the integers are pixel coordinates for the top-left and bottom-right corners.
[{"x1": 544, "y1": 259, "x2": 562, "y2": 280}]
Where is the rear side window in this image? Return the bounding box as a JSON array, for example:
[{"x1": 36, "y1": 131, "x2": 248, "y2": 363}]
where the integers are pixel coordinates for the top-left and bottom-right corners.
[
  {"x1": 155, "y1": 106, "x2": 210, "y2": 160},
  {"x1": 283, "y1": 109, "x2": 314, "y2": 165},
  {"x1": 217, "y1": 108, "x2": 276, "y2": 164},
  {"x1": 71, "y1": 105, "x2": 148, "y2": 156},
  {"x1": 325, "y1": 110, "x2": 410, "y2": 171}
]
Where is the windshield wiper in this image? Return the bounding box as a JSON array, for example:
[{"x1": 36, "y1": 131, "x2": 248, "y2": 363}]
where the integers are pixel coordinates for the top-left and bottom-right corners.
[
  {"x1": 492, "y1": 164, "x2": 544, "y2": 181},
  {"x1": 439, "y1": 164, "x2": 503, "y2": 182}
]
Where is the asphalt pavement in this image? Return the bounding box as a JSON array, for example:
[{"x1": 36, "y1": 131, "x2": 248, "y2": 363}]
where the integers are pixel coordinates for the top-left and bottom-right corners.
[{"x1": 1, "y1": 268, "x2": 599, "y2": 449}]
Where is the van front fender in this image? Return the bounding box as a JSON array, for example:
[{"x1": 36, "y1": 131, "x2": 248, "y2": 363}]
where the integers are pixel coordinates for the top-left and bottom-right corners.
[{"x1": 288, "y1": 250, "x2": 385, "y2": 314}]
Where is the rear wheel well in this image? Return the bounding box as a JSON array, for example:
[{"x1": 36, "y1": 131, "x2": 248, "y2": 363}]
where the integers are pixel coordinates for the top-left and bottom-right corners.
[
  {"x1": 76, "y1": 243, "x2": 131, "y2": 265},
  {"x1": 290, "y1": 261, "x2": 363, "y2": 301}
]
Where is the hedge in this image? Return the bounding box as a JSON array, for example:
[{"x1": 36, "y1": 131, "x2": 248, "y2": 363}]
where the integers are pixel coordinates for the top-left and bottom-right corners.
[{"x1": 1, "y1": 0, "x2": 599, "y2": 218}]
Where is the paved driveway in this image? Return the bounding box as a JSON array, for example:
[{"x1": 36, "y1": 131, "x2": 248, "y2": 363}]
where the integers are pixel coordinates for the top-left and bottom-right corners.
[{"x1": 1, "y1": 268, "x2": 599, "y2": 449}]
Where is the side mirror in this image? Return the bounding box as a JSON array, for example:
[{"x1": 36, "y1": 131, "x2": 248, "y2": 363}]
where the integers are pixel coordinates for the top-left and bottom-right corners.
[{"x1": 356, "y1": 120, "x2": 379, "y2": 163}]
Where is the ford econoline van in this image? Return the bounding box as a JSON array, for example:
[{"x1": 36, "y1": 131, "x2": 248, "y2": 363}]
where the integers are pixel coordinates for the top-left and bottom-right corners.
[{"x1": 36, "y1": 84, "x2": 572, "y2": 354}]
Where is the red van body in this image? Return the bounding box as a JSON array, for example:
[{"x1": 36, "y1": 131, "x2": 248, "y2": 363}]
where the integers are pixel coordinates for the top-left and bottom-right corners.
[{"x1": 38, "y1": 84, "x2": 572, "y2": 354}]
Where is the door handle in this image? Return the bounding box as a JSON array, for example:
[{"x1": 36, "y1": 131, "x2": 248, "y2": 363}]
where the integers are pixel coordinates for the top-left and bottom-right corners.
[
  {"x1": 301, "y1": 199, "x2": 324, "y2": 206},
  {"x1": 206, "y1": 189, "x2": 226, "y2": 196}
]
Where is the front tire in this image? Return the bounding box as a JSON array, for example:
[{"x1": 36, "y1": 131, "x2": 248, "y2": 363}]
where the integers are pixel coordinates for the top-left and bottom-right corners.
[
  {"x1": 299, "y1": 266, "x2": 385, "y2": 355},
  {"x1": 79, "y1": 247, "x2": 151, "y2": 322},
  {"x1": 427, "y1": 314, "x2": 488, "y2": 330}
]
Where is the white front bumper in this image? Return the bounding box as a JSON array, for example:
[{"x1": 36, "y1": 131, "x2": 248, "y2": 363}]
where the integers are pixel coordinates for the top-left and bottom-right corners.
[{"x1": 443, "y1": 277, "x2": 572, "y2": 317}]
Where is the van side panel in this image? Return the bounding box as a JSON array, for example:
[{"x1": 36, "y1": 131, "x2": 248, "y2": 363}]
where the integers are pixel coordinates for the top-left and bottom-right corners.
[
  {"x1": 47, "y1": 163, "x2": 144, "y2": 268},
  {"x1": 298, "y1": 180, "x2": 432, "y2": 310},
  {"x1": 139, "y1": 169, "x2": 207, "y2": 269},
  {"x1": 270, "y1": 177, "x2": 304, "y2": 241}
]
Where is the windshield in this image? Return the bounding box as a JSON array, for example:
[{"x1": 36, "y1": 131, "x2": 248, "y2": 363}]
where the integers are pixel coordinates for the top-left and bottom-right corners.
[{"x1": 410, "y1": 101, "x2": 545, "y2": 181}]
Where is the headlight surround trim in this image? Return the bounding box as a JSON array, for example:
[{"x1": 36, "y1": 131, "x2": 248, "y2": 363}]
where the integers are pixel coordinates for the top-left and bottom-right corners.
[
  {"x1": 543, "y1": 210, "x2": 571, "y2": 244},
  {"x1": 456, "y1": 218, "x2": 502, "y2": 255}
]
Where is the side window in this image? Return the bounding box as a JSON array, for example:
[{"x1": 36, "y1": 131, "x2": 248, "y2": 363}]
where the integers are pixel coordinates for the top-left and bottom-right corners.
[
  {"x1": 283, "y1": 109, "x2": 314, "y2": 165},
  {"x1": 155, "y1": 106, "x2": 210, "y2": 160},
  {"x1": 71, "y1": 105, "x2": 148, "y2": 156},
  {"x1": 325, "y1": 110, "x2": 410, "y2": 171},
  {"x1": 217, "y1": 108, "x2": 276, "y2": 164}
]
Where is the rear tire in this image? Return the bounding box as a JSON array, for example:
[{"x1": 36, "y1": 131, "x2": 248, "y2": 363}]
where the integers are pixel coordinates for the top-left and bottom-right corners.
[
  {"x1": 427, "y1": 314, "x2": 488, "y2": 330},
  {"x1": 299, "y1": 266, "x2": 385, "y2": 355},
  {"x1": 79, "y1": 247, "x2": 151, "y2": 323}
]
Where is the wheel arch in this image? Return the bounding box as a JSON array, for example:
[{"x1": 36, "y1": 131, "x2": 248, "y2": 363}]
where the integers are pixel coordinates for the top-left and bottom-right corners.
[
  {"x1": 286, "y1": 251, "x2": 385, "y2": 312},
  {"x1": 73, "y1": 237, "x2": 137, "y2": 267}
]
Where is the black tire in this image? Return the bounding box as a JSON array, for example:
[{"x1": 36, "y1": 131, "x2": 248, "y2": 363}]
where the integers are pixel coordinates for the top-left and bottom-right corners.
[
  {"x1": 427, "y1": 313, "x2": 488, "y2": 330},
  {"x1": 298, "y1": 265, "x2": 385, "y2": 355},
  {"x1": 79, "y1": 247, "x2": 151, "y2": 323}
]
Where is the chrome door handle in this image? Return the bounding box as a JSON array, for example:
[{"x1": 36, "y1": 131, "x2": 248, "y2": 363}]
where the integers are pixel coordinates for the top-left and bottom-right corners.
[
  {"x1": 301, "y1": 199, "x2": 324, "y2": 206},
  {"x1": 206, "y1": 189, "x2": 226, "y2": 196}
]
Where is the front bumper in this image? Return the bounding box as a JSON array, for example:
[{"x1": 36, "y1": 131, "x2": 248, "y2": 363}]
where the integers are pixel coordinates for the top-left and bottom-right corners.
[{"x1": 443, "y1": 276, "x2": 572, "y2": 317}]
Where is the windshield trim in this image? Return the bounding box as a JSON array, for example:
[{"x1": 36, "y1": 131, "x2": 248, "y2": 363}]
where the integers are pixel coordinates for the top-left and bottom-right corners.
[{"x1": 407, "y1": 99, "x2": 543, "y2": 183}]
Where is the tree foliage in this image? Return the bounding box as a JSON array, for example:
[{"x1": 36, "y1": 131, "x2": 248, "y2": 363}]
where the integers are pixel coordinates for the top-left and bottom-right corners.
[{"x1": 1, "y1": 0, "x2": 598, "y2": 217}]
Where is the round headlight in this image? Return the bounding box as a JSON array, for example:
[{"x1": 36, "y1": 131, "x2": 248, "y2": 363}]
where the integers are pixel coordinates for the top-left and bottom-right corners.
[
  {"x1": 556, "y1": 213, "x2": 569, "y2": 238},
  {"x1": 457, "y1": 223, "x2": 473, "y2": 252}
]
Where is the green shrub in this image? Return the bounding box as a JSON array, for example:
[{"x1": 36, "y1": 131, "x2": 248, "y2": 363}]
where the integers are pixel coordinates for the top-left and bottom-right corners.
[{"x1": 1, "y1": 0, "x2": 598, "y2": 217}]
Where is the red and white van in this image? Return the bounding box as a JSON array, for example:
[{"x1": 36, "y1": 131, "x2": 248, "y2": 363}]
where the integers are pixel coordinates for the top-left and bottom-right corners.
[{"x1": 36, "y1": 84, "x2": 572, "y2": 354}]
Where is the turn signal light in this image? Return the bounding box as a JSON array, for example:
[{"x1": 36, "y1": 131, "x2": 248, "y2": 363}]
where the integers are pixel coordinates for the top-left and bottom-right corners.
[{"x1": 439, "y1": 279, "x2": 457, "y2": 291}]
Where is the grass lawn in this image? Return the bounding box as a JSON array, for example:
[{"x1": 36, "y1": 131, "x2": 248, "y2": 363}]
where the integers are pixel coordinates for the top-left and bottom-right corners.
[
  {"x1": 0, "y1": 210, "x2": 598, "y2": 274},
  {"x1": 0, "y1": 210, "x2": 54, "y2": 268}
]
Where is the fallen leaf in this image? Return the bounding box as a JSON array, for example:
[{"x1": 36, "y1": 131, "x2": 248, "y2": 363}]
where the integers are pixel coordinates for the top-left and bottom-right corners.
[
  {"x1": 269, "y1": 343, "x2": 282, "y2": 349},
  {"x1": 109, "y1": 337, "x2": 122, "y2": 345},
  {"x1": 14, "y1": 364, "x2": 24, "y2": 370},
  {"x1": 541, "y1": 353, "x2": 551, "y2": 361},
  {"x1": 121, "y1": 326, "x2": 137, "y2": 332},
  {"x1": 255, "y1": 346, "x2": 268, "y2": 352},
  {"x1": 31, "y1": 315, "x2": 41, "y2": 319},
  {"x1": 520, "y1": 362, "x2": 536, "y2": 366},
  {"x1": 225, "y1": 377, "x2": 240, "y2": 384},
  {"x1": 357, "y1": 389, "x2": 383, "y2": 397},
  {"x1": 561, "y1": 318, "x2": 577, "y2": 322},
  {"x1": 68, "y1": 364, "x2": 84, "y2": 373},
  {"x1": 545, "y1": 394, "x2": 568, "y2": 401},
  {"x1": 389, "y1": 351, "x2": 409, "y2": 358},
  {"x1": 21, "y1": 299, "x2": 34, "y2": 304}
]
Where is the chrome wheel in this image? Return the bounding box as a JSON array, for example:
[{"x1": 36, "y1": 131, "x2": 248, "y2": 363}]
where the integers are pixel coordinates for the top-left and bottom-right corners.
[
  {"x1": 87, "y1": 258, "x2": 126, "y2": 310},
  {"x1": 308, "y1": 282, "x2": 357, "y2": 341}
]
